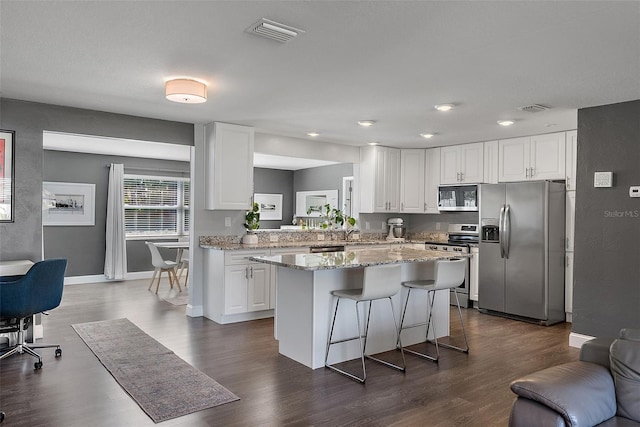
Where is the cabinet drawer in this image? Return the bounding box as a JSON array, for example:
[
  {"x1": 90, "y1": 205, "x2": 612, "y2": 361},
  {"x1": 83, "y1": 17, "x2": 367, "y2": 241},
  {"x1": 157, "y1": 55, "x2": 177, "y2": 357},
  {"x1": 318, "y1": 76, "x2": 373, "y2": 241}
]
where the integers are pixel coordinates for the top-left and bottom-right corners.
[{"x1": 225, "y1": 250, "x2": 269, "y2": 265}]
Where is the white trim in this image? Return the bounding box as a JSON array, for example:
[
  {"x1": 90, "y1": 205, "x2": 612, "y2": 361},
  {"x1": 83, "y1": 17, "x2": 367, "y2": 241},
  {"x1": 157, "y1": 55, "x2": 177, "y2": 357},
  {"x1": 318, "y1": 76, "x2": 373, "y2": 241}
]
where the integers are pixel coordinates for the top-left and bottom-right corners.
[
  {"x1": 186, "y1": 304, "x2": 203, "y2": 317},
  {"x1": 64, "y1": 270, "x2": 154, "y2": 285},
  {"x1": 569, "y1": 332, "x2": 595, "y2": 348}
]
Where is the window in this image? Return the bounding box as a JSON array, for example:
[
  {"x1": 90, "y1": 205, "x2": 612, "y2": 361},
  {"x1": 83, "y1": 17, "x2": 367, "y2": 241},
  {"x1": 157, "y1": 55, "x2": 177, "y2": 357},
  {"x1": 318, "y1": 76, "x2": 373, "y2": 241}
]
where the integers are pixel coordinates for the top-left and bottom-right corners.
[{"x1": 123, "y1": 174, "x2": 189, "y2": 238}]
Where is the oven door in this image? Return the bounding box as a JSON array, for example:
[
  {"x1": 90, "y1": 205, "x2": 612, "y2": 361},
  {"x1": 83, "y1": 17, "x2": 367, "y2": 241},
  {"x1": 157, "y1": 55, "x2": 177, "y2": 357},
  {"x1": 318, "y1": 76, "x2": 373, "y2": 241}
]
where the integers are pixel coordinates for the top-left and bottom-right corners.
[{"x1": 437, "y1": 185, "x2": 478, "y2": 211}]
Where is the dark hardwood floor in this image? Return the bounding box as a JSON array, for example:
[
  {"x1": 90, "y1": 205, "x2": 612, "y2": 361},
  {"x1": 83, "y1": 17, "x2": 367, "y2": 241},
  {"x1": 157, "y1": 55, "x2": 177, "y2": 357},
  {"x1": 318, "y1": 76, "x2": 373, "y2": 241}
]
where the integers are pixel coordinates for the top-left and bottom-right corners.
[{"x1": 0, "y1": 279, "x2": 579, "y2": 426}]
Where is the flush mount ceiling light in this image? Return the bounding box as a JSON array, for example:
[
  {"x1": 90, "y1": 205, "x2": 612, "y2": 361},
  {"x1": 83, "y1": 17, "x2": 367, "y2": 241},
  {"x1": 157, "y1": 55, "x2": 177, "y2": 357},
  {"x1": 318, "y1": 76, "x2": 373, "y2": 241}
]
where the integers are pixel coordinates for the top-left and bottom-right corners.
[
  {"x1": 307, "y1": 132, "x2": 319, "y2": 137},
  {"x1": 358, "y1": 120, "x2": 376, "y2": 127},
  {"x1": 497, "y1": 120, "x2": 515, "y2": 126},
  {"x1": 434, "y1": 104, "x2": 454, "y2": 112},
  {"x1": 420, "y1": 133, "x2": 436, "y2": 139},
  {"x1": 368, "y1": 141, "x2": 380, "y2": 146},
  {"x1": 165, "y1": 79, "x2": 207, "y2": 104}
]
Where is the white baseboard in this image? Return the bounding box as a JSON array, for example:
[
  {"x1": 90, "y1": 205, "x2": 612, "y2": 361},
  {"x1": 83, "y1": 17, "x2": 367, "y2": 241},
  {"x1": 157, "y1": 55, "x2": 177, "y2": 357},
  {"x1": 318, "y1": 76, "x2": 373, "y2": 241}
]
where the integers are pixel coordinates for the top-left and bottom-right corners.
[
  {"x1": 569, "y1": 332, "x2": 595, "y2": 348},
  {"x1": 186, "y1": 304, "x2": 203, "y2": 317},
  {"x1": 64, "y1": 271, "x2": 154, "y2": 285}
]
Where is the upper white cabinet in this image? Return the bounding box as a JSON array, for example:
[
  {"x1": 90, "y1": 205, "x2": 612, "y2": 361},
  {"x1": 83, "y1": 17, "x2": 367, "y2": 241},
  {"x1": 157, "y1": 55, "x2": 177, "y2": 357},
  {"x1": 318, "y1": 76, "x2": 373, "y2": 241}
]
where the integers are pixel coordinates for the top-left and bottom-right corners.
[
  {"x1": 424, "y1": 147, "x2": 441, "y2": 213},
  {"x1": 205, "y1": 122, "x2": 254, "y2": 210},
  {"x1": 360, "y1": 146, "x2": 400, "y2": 213},
  {"x1": 498, "y1": 132, "x2": 566, "y2": 182},
  {"x1": 483, "y1": 140, "x2": 499, "y2": 184},
  {"x1": 400, "y1": 149, "x2": 425, "y2": 213},
  {"x1": 440, "y1": 142, "x2": 484, "y2": 184},
  {"x1": 565, "y1": 130, "x2": 578, "y2": 191}
]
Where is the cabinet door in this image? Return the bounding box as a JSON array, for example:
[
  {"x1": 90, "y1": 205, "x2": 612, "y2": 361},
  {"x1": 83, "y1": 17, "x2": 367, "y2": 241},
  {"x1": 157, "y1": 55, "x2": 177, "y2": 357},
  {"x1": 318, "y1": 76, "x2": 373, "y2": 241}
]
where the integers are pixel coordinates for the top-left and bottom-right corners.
[
  {"x1": 386, "y1": 148, "x2": 401, "y2": 212},
  {"x1": 565, "y1": 130, "x2": 578, "y2": 191},
  {"x1": 530, "y1": 132, "x2": 566, "y2": 180},
  {"x1": 248, "y1": 263, "x2": 270, "y2": 312},
  {"x1": 440, "y1": 146, "x2": 461, "y2": 184},
  {"x1": 470, "y1": 247, "x2": 479, "y2": 302},
  {"x1": 460, "y1": 143, "x2": 484, "y2": 183},
  {"x1": 205, "y1": 122, "x2": 254, "y2": 210},
  {"x1": 224, "y1": 265, "x2": 249, "y2": 315},
  {"x1": 565, "y1": 252, "x2": 574, "y2": 316},
  {"x1": 498, "y1": 137, "x2": 529, "y2": 182},
  {"x1": 373, "y1": 147, "x2": 388, "y2": 212},
  {"x1": 483, "y1": 140, "x2": 499, "y2": 184},
  {"x1": 424, "y1": 147, "x2": 441, "y2": 213},
  {"x1": 565, "y1": 191, "x2": 576, "y2": 252},
  {"x1": 400, "y1": 149, "x2": 425, "y2": 213}
]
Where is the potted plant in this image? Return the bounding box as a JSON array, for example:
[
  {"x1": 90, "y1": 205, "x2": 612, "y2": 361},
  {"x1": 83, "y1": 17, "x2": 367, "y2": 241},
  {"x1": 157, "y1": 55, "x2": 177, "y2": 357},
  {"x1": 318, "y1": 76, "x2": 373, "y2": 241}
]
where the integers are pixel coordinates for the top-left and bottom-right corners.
[
  {"x1": 307, "y1": 204, "x2": 356, "y2": 230},
  {"x1": 242, "y1": 202, "x2": 260, "y2": 244}
]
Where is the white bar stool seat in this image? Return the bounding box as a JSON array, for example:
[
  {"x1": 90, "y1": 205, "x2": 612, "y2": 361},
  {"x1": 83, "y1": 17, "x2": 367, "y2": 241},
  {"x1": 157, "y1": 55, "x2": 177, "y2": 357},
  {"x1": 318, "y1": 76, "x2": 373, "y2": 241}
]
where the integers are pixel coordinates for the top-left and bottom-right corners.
[
  {"x1": 324, "y1": 264, "x2": 406, "y2": 383},
  {"x1": 398, "y1": 258, "x2": 469, "y2": 362}
]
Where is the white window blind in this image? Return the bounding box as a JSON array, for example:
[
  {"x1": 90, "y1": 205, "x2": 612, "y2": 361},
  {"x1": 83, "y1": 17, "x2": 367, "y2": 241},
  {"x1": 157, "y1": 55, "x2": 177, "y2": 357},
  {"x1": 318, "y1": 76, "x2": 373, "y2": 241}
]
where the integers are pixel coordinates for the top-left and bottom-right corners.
[{"x1": 124, "y1": 174, "x2": 189, "y2": 237}]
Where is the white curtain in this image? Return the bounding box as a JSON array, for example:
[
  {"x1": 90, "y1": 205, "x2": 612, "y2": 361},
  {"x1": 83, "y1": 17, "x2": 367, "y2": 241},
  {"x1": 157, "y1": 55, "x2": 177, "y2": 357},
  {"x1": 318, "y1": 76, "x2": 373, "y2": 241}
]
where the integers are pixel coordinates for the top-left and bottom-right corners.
[{"x1": 104, "y1": 163, "x2": 127, "y2": 280}]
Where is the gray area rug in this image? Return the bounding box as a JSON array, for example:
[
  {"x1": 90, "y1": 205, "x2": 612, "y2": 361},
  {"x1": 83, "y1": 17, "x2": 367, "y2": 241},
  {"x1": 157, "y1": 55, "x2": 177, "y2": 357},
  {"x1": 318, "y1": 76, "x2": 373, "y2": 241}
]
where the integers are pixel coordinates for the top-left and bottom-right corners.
[
  {"x1": 161, "y1": 291, "x2": 189, "y2": 306},
  {"x1": 72, "y1": 318, "x2": 239, "y2": 423}
]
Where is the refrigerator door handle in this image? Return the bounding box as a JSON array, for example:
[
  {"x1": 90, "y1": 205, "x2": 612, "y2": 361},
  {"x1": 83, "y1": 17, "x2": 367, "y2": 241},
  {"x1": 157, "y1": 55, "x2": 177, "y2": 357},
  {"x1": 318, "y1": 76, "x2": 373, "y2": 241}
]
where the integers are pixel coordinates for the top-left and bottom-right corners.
[
  {"x1": 504, "y1": 204, "x2": 511, "y2": 259},
  {"x1": 499, "y1": 204, "x2": 506, "y2": 258}
]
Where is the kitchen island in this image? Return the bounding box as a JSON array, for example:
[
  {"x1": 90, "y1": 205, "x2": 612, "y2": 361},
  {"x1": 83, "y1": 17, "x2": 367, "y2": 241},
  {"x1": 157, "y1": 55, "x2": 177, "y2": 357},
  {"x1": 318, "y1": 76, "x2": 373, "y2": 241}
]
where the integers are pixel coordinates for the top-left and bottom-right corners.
[{"x1": 250, "y1": 247, "x2": 468, "y2": 369}]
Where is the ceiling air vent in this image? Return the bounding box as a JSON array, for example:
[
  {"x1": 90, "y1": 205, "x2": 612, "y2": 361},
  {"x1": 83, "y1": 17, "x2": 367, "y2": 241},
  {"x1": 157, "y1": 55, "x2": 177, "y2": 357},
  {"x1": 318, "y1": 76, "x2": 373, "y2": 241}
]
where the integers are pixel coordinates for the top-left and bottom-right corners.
[
  {"x1": 517, "y1": 104, "x2": 550, "y2": 113},
  {"x1": 246, "y1": 18, "x2": 304, "y2": 43}
]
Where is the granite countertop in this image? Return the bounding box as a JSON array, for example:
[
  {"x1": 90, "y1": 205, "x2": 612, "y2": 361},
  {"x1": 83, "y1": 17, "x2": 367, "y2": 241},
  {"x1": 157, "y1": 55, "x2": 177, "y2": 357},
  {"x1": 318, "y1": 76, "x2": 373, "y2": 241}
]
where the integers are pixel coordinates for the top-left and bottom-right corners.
[
  {"x1": 248, "y1": 247, "x2": 469, "y2": 271},
  {"x1": 199, "y1": 239, "x2": 427, "y2": 251}
]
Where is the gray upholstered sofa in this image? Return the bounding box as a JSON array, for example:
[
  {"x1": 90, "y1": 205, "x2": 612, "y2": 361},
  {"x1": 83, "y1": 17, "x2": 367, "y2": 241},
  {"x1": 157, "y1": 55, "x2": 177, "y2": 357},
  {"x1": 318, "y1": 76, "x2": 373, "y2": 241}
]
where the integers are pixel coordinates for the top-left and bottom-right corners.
[{"x1": 509, "y1": 328, "x2": 640, "y2": 427}]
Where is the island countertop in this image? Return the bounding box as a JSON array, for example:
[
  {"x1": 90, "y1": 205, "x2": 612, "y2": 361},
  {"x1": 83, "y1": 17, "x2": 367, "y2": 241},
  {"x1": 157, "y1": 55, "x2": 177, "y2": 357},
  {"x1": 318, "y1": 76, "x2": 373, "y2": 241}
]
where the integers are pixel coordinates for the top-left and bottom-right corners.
[{"x1": 249, "y1": 247, "x2": 468, "y2": 271}]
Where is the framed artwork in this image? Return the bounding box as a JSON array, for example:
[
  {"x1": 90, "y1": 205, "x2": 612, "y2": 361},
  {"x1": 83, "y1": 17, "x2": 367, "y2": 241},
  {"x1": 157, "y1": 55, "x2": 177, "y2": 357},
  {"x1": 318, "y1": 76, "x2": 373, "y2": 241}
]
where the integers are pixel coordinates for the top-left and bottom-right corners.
[
  {"x1": 0, "y1": 130, "x2": 15, "y2": 223},
  {"x1": 254, "y1": 193, "x2": 283, "y2": 221},
  {"x1": 43, "y1": 182, "x2": 96, "y2": 226},
  {"x1": 295, "y1": 190, "x2": 338, "y2": 217}
]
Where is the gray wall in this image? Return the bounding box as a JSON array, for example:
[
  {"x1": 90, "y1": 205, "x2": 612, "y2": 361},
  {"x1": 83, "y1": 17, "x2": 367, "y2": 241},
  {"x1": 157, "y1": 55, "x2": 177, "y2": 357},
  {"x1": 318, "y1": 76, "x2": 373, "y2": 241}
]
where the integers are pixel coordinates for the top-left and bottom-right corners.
[
  {"x1": 573, "y1": 99, "x2": 640, "y2": 337},
  {"x1": 254, "y1": 167, "x2": 294, "y2": 229},
  {"x1": 43, "y1": 150, "x2": 189, "y2": 276},
  {"x1": 0, "y1": 98, "x2": 193, "y2": 274}
]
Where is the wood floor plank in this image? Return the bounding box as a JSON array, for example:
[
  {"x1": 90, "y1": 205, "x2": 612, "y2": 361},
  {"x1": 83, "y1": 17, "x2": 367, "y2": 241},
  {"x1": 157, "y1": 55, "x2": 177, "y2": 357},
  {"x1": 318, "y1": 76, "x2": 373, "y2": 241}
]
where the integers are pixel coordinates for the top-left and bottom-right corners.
[{"x1": 0, "y1": 279, "x2": 579, "y2": 426}]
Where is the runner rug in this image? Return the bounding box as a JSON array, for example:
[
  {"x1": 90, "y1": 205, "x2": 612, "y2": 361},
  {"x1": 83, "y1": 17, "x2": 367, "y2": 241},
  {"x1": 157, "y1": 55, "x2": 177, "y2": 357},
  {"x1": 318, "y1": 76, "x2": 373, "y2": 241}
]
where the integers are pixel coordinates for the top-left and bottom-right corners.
[{"x1": 72, "y1": 318, "x2": 239, "y2": 423}]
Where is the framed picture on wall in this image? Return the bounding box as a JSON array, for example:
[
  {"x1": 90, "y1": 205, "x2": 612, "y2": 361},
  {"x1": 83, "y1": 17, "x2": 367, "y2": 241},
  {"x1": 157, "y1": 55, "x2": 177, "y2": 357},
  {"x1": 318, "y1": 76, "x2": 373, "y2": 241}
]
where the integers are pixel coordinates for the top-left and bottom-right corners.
[
  {"x1": 254, "y1": 193, "x2": 283, "y2": 221},
  {"x1": 0, "y1": 130, "x2": 15, "y2": 223},
  {"x1": 43, "y1": 182, "x2": 96, "y2": 226}
]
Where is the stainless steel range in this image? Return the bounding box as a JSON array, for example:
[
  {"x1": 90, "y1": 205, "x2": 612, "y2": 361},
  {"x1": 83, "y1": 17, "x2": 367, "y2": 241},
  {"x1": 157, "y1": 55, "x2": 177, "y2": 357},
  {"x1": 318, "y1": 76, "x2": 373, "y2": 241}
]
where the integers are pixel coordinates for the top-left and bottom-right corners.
[{"x1": 426, "y1": 223, "x2": 479, "y2": 308}]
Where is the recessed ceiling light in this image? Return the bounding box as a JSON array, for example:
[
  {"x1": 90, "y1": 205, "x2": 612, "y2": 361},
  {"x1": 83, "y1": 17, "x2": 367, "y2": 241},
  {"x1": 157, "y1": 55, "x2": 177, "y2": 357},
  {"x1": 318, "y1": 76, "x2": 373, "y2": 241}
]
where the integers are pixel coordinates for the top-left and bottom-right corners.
[
  {"x1": 358, "y1": 120, "x2": 376, "y2": 127},
  {"x1": 420, "y1": 133, "x2": 436, "y2": 139},
  {"x1": 307, "y1": 132, "x2": 319, "y2": 137},
  {"x1": 368, "y1": 142, "x2": 379, "y2": 146},
  {"x1": 434, "y1": 104, "x2": 454, "y2": 112},
  {"x1": 497, "y1": 120, "x2": 515, "y2": 126}
]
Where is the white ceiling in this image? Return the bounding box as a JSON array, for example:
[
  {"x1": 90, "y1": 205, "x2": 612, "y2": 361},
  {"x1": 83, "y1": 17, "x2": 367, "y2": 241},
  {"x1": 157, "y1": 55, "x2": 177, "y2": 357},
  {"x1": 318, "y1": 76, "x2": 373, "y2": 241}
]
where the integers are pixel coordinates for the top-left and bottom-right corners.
[{"x1": 2, "y1": 1, "x2": 639, "y2": 150}]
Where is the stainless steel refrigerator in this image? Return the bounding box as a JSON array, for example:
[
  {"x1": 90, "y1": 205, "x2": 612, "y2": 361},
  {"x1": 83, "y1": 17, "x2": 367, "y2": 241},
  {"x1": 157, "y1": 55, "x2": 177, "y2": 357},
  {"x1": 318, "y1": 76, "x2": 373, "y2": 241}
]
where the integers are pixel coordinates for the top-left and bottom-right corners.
[{"x1": 478, "y1": 181, "x2": 565, "y2": 325}]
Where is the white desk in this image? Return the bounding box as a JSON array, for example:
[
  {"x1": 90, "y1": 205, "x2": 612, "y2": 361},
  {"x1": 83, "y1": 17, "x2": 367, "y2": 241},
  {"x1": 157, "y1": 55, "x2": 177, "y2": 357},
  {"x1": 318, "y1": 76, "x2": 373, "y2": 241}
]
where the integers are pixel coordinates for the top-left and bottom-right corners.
[{"x1": 0, "y1": 260, "x2": 34, "y2": 276}]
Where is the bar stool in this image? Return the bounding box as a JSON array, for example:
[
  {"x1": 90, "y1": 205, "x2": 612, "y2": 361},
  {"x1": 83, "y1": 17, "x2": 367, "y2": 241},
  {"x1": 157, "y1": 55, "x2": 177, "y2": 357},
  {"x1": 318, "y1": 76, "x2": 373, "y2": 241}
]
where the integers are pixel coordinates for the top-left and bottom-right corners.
[
  {"x1": 398, "y1": 258, "x2": 468, "y2": 362},
  {"x1": 324, "y1": 264, "x2": 406, "y2": 383}
]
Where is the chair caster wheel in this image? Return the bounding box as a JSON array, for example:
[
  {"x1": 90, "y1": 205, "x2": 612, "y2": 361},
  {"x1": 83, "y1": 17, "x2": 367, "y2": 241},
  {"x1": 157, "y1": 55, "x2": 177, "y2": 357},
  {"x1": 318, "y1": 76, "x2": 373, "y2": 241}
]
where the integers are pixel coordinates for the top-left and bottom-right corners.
[
  {"x1": 55, "y1": 348, "x2": 62, "y2": 357},
  {"x1": 34, "y1": 361, "x2": 43, "y2": 370}
]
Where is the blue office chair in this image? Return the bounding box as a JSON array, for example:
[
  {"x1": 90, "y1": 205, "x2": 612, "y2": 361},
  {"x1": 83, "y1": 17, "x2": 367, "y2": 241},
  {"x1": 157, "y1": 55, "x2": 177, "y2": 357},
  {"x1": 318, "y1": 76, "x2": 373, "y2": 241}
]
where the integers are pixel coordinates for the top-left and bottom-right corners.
[{"x1": 0, "y1": 258, "x2": 67, "y2": 369}]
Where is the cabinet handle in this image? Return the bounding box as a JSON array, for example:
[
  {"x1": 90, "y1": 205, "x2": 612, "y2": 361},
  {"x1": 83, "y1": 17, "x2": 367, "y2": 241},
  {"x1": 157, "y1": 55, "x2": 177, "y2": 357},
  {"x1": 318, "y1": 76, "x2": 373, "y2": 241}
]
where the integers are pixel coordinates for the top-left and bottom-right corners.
[
  {"x1": 250, "y1": 267, "x2": 254, "y2": 278},
  {"x1": 424, "y1": 202, "x2": 427, "y2": 211},
  {"x1": 525, "y1": 168, "x2": 529, "y2": 178},
  {"x1": 460, "y1": 172, "x2": 464, "y2": 182},
  {"x1": 530, "y1": 167, "x2": 534, "y2": 177},
  {"x1": 566, "y1": 255, "x2": 569, "y2": 267},
  {"x1": 245, "y1": 267, "x2": 249, "y2": 279},
  {"x1": 401, "y1": 202, "x2": 404, "y2": 211}
]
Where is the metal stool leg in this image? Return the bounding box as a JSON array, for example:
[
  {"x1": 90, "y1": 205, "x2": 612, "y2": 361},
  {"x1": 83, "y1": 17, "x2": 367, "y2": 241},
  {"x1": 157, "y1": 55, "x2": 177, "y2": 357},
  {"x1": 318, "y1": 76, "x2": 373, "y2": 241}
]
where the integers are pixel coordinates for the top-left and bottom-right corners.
[
  {"x1": 432, "y1": 289, "x2": 469, "y2": 353},
  {"x1": 398, "y1": 287, "x2": 439, "y2": 362}
]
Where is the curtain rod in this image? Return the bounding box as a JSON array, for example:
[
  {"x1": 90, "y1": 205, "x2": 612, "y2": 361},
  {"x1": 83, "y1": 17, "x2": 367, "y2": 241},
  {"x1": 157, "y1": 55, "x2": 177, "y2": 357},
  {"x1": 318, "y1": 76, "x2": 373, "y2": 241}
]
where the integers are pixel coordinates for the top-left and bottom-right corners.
[{"x1": 106, "y1": 164, "x2": 189, "y2": 174}]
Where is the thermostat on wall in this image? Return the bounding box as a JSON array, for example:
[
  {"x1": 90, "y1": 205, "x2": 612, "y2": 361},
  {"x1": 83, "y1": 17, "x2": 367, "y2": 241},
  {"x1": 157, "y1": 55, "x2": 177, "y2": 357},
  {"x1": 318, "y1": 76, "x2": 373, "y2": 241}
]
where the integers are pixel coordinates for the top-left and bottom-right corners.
[{"x1": 594, "y1": 171, "x2": 613, "y2": 188}]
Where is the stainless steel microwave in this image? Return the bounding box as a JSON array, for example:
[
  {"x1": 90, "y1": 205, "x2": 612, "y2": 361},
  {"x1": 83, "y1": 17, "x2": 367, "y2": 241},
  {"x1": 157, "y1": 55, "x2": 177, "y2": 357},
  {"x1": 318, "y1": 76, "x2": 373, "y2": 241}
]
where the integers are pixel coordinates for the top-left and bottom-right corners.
[{"x1": 437, "y1": 185, "x2": 478, "y2": 211}]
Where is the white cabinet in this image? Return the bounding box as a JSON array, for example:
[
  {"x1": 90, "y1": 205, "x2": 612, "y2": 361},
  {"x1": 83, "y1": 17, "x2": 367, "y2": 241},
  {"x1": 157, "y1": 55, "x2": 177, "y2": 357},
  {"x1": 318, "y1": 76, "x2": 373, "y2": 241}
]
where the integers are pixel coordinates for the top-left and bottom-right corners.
[
  {"x1": 400, "y1": 149, "x2": 425, "y2": 213},
  {"x1": 470, "y1": 246, "x2": 479, "y2": 302},
  {"x1": 440, "y1": 142, "x2": 484, "y2": 184},
  {"x1": 483, "y1": 140, "x2": 499, "y2": 184},
  {"x1": 565, "y1": 130, "x2": 578, "y2": 191},
  {"x1": 425, "y1": 148, "x2": 441, "y2": 213},
  {"x1": 498, "y1": 132, "x2": 566, "y2": 182},
  {"x1": 359, "y1": 146, "x2": 400, "y2": 213},
  {"x1": 565, "y1": 252, "x2": 574, "y2": 319},
  {"x1": 205, "y1": 122, "x2": 254, "y2": 210},
  {"x1": 223, "y1": 250, "x2": 270, "y2": 316}
]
